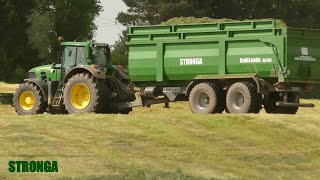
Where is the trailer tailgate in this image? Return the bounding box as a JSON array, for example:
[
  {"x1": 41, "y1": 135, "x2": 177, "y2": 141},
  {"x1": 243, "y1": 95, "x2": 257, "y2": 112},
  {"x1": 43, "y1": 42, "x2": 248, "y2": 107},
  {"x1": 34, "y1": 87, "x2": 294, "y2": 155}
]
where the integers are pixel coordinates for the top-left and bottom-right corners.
[{"x1": 286, "y1": 28, "x2": 320, "y2": 84}]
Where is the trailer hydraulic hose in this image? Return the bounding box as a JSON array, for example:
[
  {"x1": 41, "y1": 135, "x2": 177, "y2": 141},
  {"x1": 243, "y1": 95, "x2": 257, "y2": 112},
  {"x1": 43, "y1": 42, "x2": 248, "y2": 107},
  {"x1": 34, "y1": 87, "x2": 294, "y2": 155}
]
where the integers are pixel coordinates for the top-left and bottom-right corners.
[
  {"x1": 265, "y1": 42, "x2": 286, "y2": 74},
  {"x1": 270, "y1": 43, "x2": 286, "y2": 74}
]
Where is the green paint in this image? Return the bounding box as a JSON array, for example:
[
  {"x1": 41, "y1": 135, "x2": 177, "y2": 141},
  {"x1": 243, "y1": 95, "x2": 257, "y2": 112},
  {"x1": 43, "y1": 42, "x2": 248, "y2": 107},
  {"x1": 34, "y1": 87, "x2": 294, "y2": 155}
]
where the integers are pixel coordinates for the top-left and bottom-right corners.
[
  {"x1": 28, "y1": 42, "x2": 116, "y2": 81},
  {"x1": 128, "y1": 20, "x2": 320, "y2": 86},
  {"x1": 8, "y1": 161, "x2": 58, "y2": 173},
  {"x1": 25, "y1": 41, "x2": 121, "y2": 104}
]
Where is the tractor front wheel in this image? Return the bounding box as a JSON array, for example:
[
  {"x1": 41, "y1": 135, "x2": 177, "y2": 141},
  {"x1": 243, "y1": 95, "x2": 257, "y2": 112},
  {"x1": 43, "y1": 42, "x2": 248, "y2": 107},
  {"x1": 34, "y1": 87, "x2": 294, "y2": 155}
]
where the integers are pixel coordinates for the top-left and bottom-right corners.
[{"x1": 13, "y1": 82, "x2": 47, "y2": 115}]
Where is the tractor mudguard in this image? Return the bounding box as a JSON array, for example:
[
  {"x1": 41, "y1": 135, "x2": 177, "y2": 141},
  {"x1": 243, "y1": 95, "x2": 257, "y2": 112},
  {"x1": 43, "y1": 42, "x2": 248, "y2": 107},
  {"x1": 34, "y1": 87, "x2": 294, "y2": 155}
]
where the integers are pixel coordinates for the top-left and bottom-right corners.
[
  {"x1": 63, "y1": 67, "x2": 106, "y2": 83},
  {"x1": 81, "y1": 66, "x2": 106, "y2": 79},
  {"x1": 24, "y1": 78, "x2": 48, "y2": 101}
]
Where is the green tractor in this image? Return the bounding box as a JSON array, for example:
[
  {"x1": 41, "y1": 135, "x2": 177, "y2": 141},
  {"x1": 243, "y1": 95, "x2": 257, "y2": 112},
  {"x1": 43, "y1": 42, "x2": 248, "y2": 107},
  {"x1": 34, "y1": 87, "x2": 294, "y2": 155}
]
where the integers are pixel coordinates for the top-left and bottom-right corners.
[{"x1": 13, "y1": 41, "x2": 136, "y2": 115}]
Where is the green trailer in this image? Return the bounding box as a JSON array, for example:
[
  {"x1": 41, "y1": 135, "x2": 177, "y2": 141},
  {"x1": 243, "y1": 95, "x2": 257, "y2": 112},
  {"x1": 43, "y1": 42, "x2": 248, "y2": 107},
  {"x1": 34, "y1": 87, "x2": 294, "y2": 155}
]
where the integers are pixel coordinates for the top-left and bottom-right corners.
[{"x1": 127, "y1": 20, "x2": 320, "y2": 114}]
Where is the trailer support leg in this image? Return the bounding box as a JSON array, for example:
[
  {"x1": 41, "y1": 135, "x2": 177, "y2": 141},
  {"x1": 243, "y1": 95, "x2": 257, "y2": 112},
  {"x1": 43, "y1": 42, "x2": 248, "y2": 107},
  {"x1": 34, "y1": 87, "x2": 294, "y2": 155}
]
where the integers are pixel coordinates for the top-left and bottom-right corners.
[{"x1": 164, "y1": 102, "x2": 170, "y2": 108}]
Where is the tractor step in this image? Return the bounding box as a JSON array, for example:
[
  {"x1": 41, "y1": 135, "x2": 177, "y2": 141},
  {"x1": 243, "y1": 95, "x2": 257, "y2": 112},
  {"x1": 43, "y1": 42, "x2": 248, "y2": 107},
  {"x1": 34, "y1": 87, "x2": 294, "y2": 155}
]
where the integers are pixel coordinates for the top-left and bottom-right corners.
[{"x1": 52, "y1": 90, "x2": 63, "y2": 107}]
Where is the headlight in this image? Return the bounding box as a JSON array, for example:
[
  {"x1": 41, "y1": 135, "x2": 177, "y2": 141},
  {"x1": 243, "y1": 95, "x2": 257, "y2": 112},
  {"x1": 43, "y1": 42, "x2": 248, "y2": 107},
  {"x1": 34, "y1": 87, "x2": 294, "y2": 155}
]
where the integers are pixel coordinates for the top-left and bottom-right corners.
[{"x1": 29, "y1": 72, "x2": 36, "y2": 79}]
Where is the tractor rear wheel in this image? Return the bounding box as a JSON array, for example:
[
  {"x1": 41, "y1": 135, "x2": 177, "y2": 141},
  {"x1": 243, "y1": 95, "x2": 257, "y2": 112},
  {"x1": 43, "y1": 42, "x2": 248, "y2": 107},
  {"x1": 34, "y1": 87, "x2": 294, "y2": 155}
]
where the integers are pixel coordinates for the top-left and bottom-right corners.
[
  {"x1": 226, "y1": 82, "x2": 262, "y2": 114},
  {"x1": 13, "y1": 82, "x2": 47, "y2": 115},
  {"x1": 63, "y1": 73, "x2": 107, "y2": 114}
]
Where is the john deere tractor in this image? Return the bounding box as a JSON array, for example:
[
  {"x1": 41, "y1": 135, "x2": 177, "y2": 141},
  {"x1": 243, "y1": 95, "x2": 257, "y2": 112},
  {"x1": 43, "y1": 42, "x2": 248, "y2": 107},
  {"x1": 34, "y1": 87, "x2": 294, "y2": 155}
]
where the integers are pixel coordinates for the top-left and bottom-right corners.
[{"x1": 13, "y1": 41, "x2": 135, "y2": 115}]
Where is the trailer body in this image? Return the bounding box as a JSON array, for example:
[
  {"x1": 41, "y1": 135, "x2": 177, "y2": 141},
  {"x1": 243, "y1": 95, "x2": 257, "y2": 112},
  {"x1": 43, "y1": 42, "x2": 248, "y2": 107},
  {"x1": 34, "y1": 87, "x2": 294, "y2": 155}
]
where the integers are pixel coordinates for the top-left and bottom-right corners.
[{"x1": 127, "y1": 20, "x2": 319, "y2": 114}]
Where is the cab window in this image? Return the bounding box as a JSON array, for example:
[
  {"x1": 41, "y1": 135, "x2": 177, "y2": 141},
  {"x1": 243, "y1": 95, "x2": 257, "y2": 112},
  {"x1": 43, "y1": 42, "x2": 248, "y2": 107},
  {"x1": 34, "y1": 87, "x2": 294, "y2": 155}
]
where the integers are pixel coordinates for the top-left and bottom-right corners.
[
  {"x1": 92, "y1": 47, "x2": 108, "y2": 67},
  {"x1": 76, "y1": 47, "x2": 86, "y2": 65},
  {"x1": 63, "y1": 46, "x2": 86, "y2": 66},
  {"x1": 64, "y1": 46, "x2": 77, "y2": 66}
]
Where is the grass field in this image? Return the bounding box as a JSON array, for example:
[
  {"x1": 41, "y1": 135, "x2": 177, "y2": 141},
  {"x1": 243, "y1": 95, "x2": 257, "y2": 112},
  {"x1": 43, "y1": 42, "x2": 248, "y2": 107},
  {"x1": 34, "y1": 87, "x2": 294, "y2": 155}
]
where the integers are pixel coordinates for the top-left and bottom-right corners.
[
  {"x1": 0, "y1": 83, "x2": 319, "y2": 179},
  {"x1": 0, "y1": 82, "x2": 19, "y2": 93}
]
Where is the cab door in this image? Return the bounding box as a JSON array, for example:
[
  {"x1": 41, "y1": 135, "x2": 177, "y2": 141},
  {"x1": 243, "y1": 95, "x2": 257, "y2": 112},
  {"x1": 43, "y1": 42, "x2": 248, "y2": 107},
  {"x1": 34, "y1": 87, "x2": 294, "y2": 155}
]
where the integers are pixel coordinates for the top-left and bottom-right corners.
[{"x1": 61, "y1": 46, "x2": 86, "y2": 80}]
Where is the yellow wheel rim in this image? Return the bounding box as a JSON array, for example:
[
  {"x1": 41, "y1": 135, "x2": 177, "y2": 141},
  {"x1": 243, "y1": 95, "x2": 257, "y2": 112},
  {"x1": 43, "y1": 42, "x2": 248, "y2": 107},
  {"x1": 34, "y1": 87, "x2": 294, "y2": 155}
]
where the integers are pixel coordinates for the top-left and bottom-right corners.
[
  {"x1": 70, "y1": 83, "x2": 91, "y2": 110},
  {"x1": 19, "y1": 91, "x2": 35, "y2": 111}
]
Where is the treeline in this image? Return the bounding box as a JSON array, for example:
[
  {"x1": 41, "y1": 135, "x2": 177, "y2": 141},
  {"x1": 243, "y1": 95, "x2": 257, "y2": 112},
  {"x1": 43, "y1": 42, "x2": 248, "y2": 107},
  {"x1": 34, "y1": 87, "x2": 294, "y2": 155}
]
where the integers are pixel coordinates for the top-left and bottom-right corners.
[
  {"x1": 2, "y1": 0, "x2": 320, "y2": 83},
  {"x1": 117, "y1": 0, "x2": 320, "y2": 27},
  {"x1": 0, "y1": 0, "x2": 101, "y2": 82},
  {"x1": 112, "y1": 0, "x2": 320, "y2": 67},
  {"x1": 113, "y1": 0, "x2": 320, "y2": 99}
]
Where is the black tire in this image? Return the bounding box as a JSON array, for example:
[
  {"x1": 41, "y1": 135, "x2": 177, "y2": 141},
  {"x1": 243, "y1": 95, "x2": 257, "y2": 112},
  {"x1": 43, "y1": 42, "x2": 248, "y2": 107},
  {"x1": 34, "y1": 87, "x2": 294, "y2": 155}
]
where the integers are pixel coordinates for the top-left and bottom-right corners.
[
  {"x1": 13, "y1": 82, "x2": 47, "y2": 115},
  {"x1": 264, "y1": 93, "x2": 299, "y2": 114},
  {"x1": 49, "y1": 99, "x2": 68, "y2": 115},
  {"x1": 63, "y1": 73, "x2": 107, "y2": 114},
  {"x1": 215, "y1": 88, "x2": 226, "y2": 113},
  {"x1": 226, "y1": 82, "x2": 262, "y2": 114},
  {"x1": 189, "y1": 82, "x2": 225, "y2": 114},
  {"x1": 119, "y1": 107, "x2": 132, "y2": 114}
]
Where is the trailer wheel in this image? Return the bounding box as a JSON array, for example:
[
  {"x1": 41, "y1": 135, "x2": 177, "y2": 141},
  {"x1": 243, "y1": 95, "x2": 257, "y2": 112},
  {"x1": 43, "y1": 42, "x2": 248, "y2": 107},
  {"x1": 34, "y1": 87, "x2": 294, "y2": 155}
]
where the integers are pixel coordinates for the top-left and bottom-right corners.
[
  {"x1": 264, "y1": 93, "x2": 298, "y2": 114},
  {"x1": 226, "y1": 82, "x2": 262, "y2": 114},
  {"x1": 13, "y1": 82, "x2": 47, "y2": 115},
  {"x1": 63, "y1": 73, "x2": 107, "y2": 114},
  {"x1": 189, "y1": 82, "x2": 224, "y2": 114}
]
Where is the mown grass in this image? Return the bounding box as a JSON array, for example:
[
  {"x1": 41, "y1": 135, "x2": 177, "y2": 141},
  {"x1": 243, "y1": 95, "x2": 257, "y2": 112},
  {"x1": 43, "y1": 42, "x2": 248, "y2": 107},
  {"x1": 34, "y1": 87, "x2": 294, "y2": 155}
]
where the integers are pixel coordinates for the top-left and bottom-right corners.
[
  {"x1": 0, "y1": 82, "x2": 19, "y2": 93},
  {"x1": 0, "y1": 98, "x2": 319, "y2": 180}
]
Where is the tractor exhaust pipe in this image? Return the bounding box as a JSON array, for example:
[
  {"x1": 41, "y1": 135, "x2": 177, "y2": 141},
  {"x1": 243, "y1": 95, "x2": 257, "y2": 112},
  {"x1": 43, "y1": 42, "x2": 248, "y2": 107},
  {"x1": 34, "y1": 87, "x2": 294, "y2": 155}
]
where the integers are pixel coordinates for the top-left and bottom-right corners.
[{"x1": 48, "y1": 80, "x2": 53, "y2": 106}]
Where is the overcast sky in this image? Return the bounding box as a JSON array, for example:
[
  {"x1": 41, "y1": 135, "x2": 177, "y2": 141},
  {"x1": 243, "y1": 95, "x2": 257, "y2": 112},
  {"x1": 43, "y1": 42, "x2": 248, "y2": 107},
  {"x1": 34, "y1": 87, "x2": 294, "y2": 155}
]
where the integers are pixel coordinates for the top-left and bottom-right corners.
[{"x1": 94, "y1": 0, "x2": 127, "y2": 44}]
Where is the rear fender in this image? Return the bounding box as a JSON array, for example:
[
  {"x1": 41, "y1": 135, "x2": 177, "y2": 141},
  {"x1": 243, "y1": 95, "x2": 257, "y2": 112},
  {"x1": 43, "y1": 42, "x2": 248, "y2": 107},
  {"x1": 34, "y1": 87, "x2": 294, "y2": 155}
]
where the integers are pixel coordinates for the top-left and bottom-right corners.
[
  {"x1": 115, "y1": 67, "x2": 130, "y2": 81},
  {"x1": 63, "y1": 67, "x2": 106, "y2": 83}
]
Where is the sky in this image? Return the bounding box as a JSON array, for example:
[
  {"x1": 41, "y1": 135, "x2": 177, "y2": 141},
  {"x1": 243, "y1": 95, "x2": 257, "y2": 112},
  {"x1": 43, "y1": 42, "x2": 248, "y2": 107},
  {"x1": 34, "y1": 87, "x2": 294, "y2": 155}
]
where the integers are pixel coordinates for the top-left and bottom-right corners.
[{"x1": 94, "y1": 0, "x2": 127, "y2": 44}]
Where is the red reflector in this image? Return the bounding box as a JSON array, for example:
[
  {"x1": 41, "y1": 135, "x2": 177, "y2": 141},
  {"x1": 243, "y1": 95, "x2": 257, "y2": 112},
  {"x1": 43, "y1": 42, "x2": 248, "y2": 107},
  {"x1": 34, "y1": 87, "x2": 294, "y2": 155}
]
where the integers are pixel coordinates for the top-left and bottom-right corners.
[
  {"x1": 275, "y1": 83, "x2": 286, "y2": 90},
  {"x1": 116, "y1": 65, "x2": 124, "y2": 69},
  {"x1": 58, "y1": 36, "x2": 64, "y2": 42},
  {"x1": 92, "y1": 64, "x2": 99, "y2": 69},
  {"x1": 305, "y1": 84, "x2": 313, "y2": 91}
]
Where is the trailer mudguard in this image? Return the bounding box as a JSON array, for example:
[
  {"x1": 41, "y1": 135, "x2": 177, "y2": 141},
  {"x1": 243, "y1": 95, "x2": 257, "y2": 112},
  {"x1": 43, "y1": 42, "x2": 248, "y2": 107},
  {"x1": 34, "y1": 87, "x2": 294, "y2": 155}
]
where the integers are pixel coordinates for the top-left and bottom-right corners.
[{"x1": 186, "y1": 77, "x2": 268, "y2": 96}]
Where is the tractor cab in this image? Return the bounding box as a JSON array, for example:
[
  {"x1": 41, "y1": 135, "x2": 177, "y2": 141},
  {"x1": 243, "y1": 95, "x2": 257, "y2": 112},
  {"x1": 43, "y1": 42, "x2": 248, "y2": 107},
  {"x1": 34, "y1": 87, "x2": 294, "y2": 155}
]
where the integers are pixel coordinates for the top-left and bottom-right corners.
[{"x1": 57, "y1": 42, "x2": 112, "y2": 81}]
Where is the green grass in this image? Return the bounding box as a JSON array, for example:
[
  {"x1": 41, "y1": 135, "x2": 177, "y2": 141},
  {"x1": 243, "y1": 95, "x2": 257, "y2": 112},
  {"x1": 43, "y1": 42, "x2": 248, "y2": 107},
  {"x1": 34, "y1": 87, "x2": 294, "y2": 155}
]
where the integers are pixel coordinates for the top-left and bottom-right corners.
[{"x1": 0, "y1": 84, "x2": 319, "y2": 179}]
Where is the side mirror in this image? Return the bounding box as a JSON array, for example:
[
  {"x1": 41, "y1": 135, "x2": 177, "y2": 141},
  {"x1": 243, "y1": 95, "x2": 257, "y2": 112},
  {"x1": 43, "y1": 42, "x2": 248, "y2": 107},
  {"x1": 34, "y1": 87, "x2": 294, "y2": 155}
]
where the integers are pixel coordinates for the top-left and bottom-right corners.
[{"x1": 51, "y1": 62, "x2": 60, "y2": 73}]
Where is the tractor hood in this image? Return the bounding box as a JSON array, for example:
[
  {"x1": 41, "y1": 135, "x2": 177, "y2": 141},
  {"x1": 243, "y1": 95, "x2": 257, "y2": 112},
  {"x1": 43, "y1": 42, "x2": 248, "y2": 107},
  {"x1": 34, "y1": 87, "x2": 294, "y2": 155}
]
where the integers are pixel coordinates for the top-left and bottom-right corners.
[
  {"x1": 29, "y1": 64, "x2": 52, "y2": 73},
  {"x1": 28, "y1": 64, "x2": 61, "y2": 81}
]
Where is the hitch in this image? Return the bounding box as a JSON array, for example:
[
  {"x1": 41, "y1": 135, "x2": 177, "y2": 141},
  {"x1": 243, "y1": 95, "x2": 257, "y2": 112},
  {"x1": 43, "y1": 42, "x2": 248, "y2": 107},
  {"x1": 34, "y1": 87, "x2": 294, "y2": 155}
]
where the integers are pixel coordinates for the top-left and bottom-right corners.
[
  {"x1": 0, "y1": 93, "x2": 13, "y2": 105},
  {"x1": 276, "y1": 101, "x2": 315, "y2": 108}
]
